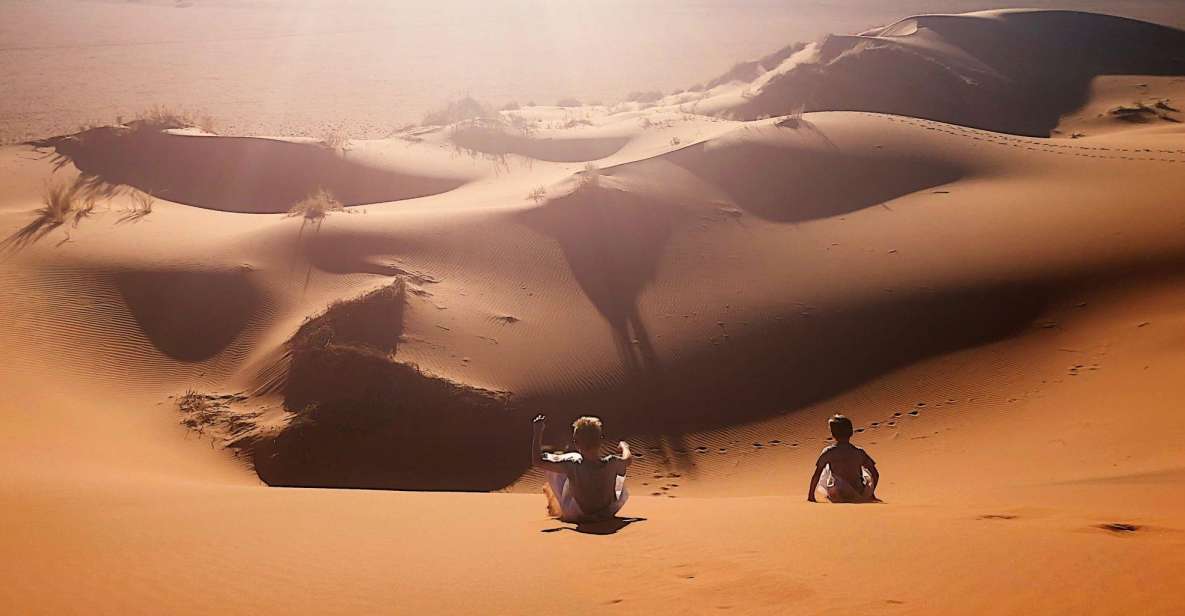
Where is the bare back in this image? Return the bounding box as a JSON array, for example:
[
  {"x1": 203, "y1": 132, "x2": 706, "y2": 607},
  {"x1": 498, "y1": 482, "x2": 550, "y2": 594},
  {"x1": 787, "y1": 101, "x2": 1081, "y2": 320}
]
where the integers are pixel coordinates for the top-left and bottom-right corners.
[{"x1": 816, "y1": 442, "x2": 875, "y2": 490}]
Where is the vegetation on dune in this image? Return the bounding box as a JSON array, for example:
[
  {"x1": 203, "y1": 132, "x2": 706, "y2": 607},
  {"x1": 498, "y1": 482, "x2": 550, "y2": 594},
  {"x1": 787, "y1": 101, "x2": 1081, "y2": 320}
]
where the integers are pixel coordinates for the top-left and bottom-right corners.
[
  {"x1": 39, "y1": 180, "x2": 82, "y2": 226},
  {"x1": 578, "y1": 162, "x2": 601, "y2": 189},
  {"x1": 287, "y1": 188, "x2": 344, "y2": 231},
  {"x1": 1109, "y1": 100, "x2": 1181, "y2": 123},
  {"x1": 422, "y1": 96, "x2": 497, "y2": 126},
  {"x1": 129, "y1": 105, "x2": 216, "y2": 133},
  {"x1": 1, "y1": 177, "x2": 98, "y2": 253},
  {"x1": 320, "y1": 127, "x2": 351, "y2": 151},
  {"x1": 119, "y1": 189, "x2": 155, "y2": 222}
]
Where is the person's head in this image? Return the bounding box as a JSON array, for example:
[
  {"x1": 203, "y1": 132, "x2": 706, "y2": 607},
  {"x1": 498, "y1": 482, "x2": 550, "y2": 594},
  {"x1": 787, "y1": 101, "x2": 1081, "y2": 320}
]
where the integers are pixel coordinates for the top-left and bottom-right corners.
[
  {"x1": 572, "y1": 416, "x2": 604, "y2": 454},
  {"x1": 828, "y1": 414, "x2": 854, "y2": 442}
]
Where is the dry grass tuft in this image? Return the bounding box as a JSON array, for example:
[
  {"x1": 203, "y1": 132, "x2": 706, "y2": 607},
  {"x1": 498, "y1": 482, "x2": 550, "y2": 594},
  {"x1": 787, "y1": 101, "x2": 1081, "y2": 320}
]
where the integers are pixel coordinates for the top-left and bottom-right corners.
[
  {"x1": 177, "y1": 389, "x2": 258, "y2": 445},
  {"x1": 119, "y1": 189, "x2": 155, "y2": 222},
  {"x1": 287, "y1": 188, "x2": 345, "y2": 239},
  {"x1": 320, "y1": 127, "x2": 350, "y2": 150},
  {"x1": 527, "y1": 186, "x2": 547, "y2": 204},
  {"x1": 422, "y1": 96, "x2": 496, "y2": 126},
  {"x1": 134, "y1": 105, "x2": 195, "y2": 131},
  {"x1": 197, "y1": 114, "x2": 217, "y2": 134},
  {"x1": 39, "y1": 180, "x2": 81, "y2": 226},
  {"x1": 578, "y1": 163, "x2": 601, "y2": 189},
  {"x1": 1109, "y1": 100, "x2": 1181, "y2": 123}
]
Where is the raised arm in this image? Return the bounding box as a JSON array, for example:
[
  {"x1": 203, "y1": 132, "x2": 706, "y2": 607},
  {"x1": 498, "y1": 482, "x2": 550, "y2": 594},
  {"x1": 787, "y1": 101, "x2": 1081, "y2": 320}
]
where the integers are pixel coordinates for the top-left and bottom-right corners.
[
  {"x1": 618, "y1": 440, "x2": 633, "y2": 470},
  {"x1": 530, "y1": 415, "x2": 566, "y2": 472}
]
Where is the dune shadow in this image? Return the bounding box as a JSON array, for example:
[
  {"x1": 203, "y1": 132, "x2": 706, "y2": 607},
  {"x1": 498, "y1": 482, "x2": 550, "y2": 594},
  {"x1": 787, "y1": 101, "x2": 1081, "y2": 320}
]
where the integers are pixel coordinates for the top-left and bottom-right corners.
[
  {"x1": 520, "y1": 183, "x2": 684, "y2": 382},
  {"x1": 35, "y1": 128, "x2": 465, "y2": 213},
  {"x1": 249, "y1": 280, "x2": 533, "y2": 491},
  {"x1": 114, "y1": 269, "x2": 262, "y2": 362},
  {"x1": 663, "y1": 140, "x2": 963, "y2": 223}
]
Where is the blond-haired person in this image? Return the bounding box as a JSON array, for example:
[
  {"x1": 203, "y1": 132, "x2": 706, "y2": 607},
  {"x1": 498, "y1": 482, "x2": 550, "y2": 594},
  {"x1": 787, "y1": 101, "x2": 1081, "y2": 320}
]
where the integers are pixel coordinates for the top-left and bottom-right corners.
[{"x1": 531, "y1": 414, "x2": 631, "y2": 522}]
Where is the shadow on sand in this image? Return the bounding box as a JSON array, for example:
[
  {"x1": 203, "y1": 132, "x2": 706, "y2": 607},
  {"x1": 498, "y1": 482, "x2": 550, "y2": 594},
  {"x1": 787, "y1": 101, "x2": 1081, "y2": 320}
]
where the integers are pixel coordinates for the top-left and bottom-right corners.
[{"x1": 541, "y1": 516, "x2": 647, "y2": 535}]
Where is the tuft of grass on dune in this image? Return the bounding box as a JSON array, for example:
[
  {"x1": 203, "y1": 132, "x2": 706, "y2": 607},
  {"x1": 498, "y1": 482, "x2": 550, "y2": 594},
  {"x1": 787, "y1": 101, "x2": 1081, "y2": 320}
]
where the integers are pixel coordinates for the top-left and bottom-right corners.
[
  {"x1": 39, "y1": 180, "x2": 81, "y2": 226},
  {"x1": 118, "y1": 189, "x2": 155, "y2": 223},
  {"x1": 1, "y1": 178, "x2": 90, "y2": 253},
  {"x1": 287, "y1": 188, "x2": 344, "y2": 225},
  {"x1": 422, "y1": 96, "x2": 498, "y2": 126}
]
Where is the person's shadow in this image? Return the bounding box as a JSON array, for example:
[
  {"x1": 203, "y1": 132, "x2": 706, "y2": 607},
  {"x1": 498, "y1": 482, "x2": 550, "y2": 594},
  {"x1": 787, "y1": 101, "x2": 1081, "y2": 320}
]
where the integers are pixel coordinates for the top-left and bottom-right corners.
[{"x1": 541, "y1": 516, "x2": 647, "y2": 535}]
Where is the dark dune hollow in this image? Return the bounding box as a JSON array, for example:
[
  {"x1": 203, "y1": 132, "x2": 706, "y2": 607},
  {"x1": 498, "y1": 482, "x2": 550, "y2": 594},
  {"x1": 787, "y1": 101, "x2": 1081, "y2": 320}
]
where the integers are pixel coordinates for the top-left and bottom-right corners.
[
  {"x1": 115, "y1": 269, "x2": 261, "y2": 362},
  {"x1": 664, "y1": 138, "x2": 964, "y2": 223},
  {"x1": 40, "y1": 128, "x2": 466, "y2": 213}
]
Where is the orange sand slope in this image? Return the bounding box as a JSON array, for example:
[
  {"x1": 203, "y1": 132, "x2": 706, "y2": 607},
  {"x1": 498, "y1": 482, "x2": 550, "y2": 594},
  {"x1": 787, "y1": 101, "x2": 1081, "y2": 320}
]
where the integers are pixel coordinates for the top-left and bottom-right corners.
[{"x1": 2, "y1": 8, "x2": 1185, "y2": 615}]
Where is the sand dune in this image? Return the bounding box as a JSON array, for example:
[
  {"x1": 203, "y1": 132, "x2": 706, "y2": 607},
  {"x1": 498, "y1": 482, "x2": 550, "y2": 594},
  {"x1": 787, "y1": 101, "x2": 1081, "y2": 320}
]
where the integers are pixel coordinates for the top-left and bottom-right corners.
[
  {"x1": 3, "y1": 6, "x2": 1185, "y2": 615},
  {"x1": 719, "y1": 10, "x2": 1185, "y2": 136}
]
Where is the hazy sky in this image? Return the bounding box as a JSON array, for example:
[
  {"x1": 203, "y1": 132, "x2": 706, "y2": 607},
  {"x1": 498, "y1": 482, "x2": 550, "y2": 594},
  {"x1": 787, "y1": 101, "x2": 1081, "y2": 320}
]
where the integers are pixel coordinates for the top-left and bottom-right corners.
[{"x1": 2, "y1": 0, "x2": 1183, "y2": 140}]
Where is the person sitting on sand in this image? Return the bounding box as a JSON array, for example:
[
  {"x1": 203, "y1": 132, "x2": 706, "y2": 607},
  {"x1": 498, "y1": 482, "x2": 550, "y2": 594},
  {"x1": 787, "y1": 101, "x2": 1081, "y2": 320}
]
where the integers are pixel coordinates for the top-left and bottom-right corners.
[
  {"x1": 531, "y1": 414, "x2": 631, "y2": 523},
  {"x1": 807, "y1": 414, "x2": 880, "y2": 503}
]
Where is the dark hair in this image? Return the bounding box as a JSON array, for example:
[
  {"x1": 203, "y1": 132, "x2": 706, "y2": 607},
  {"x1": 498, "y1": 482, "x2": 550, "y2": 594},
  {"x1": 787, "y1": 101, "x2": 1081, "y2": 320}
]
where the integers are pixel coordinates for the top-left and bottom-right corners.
[{"x1": 828, "y1": 414, "x2": 854, "y2": 440}]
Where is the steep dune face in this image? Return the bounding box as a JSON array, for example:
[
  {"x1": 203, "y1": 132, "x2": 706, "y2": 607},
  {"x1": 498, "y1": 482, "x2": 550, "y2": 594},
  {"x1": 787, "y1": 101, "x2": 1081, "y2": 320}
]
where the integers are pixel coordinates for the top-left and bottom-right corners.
[{"x1": 727, "y1": 10, "x2": 1185, "y2": 136}]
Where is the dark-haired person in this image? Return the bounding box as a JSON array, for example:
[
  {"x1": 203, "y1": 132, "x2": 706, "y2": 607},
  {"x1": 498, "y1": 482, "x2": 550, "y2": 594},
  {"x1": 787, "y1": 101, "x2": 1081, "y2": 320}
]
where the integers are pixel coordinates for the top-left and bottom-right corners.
[{"x1": 807, "y1": 414, "x2": 879, "y2": 503}]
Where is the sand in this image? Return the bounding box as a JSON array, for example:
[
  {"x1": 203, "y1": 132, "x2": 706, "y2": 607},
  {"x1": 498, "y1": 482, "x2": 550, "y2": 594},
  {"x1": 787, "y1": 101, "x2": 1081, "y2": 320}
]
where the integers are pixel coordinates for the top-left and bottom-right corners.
[{"x1": 3, "y1": 5, "x2": 1185, "y2": 615}]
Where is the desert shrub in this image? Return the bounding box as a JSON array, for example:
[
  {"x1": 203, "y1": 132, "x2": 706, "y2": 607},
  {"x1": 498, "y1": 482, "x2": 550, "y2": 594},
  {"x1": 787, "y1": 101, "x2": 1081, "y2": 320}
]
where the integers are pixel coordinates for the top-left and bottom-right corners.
[
  {"x1": 287, "y1": 188, "x2": 345, "y2": 242},
  {"x1": 287, "y1": 188, "x2": 343, "y2": 224},
  {"x1": 320, "y1": 127, "x2": 350, "y2": 150},
  {"x1": 39, "y1": 180, "x2": 82, "y2": 225},
  {"x1": 422, "y1": 96, "x2": 496, "y2": 126},
  {"x1": 134, "y1": 105, "x2": 195, "y2": 131},
  {"x1": 506, "y1": 113, "x2": 534, "y2": 135},
  {"x1": 555, "y1": 97, "x2": 582, "y2": 108},
  {"x1": 578, "y1": 162, "x2": 600, "y2": 188},
  {"x1": 121, "y1": 189, "x2": 154, "y2": 221},
  {"x1": 1109, "y1": 100, "x2": 1181, "y2": 123},
  {"x1": 527, "y1": 186, "x2": 547, "y2": 204},
  {"x1": 198, "y1": 114, "x2": 217, "y2": 134},
  {"x1": 670, "y1": 136, "x2": 682, "y2": 146}
]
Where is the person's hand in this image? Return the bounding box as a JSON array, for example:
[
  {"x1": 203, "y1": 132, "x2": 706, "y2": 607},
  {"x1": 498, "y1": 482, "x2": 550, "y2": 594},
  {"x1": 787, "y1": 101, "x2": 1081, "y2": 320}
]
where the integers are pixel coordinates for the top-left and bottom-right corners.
[
  {"x1": 532, "y1": 414, "x2": 547, "y2": 433},
  {"x1": 619, "y1": 440, "x2": 628, "y2": 452}
]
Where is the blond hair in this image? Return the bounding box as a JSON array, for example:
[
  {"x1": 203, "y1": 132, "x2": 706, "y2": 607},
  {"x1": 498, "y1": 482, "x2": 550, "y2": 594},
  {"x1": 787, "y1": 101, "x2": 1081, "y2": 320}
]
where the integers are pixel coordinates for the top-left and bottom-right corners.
[{"x1": 572, "y1": 416, "x2": 603, "y2": 450}]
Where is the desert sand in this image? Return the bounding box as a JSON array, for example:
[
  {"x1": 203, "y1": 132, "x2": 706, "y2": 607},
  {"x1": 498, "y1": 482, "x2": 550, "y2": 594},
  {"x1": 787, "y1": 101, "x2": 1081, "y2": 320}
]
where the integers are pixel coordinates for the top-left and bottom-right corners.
[{"x1": 3, "y1": 5, "x2": 1185, "y2": 615}]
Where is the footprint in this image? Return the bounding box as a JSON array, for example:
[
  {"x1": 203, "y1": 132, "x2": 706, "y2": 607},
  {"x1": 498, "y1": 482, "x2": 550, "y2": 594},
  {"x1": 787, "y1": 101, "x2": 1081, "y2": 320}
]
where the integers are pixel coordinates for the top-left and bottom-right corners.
[
  {"x1": 908, "y1": 410, "x2": 919, "y2": 416},
  {"x1": 1098, "y1": 523, "x2": 1140, "y2": 533},
  {"x1": 979, "y1": 514, "x2": 1017, "y2": 520}
]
